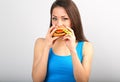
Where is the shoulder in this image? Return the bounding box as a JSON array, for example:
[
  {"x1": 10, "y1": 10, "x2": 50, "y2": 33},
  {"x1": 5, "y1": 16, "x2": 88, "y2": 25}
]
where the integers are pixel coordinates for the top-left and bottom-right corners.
[
  {"x1": 83, "y1": 41, "x2": 93, "y2": 49},
  {"x1": 83, "y1": 41, "x2": 94, "y2": 56},
  {"x1": 35, "y1": 37, "x2": 45, "y2": 44},
  {"x1": 34, "y1": 38, "x2": 45, "y2": 49},
  {"x1": 33, "y1": 38, "x2": 46, "y2": 59}
]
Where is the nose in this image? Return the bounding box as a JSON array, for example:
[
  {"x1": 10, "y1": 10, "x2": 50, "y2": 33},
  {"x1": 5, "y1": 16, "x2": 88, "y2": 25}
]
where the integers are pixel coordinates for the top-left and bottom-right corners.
[{"x1": 56, "y1": 20, "x2": 63, "y2": 26}]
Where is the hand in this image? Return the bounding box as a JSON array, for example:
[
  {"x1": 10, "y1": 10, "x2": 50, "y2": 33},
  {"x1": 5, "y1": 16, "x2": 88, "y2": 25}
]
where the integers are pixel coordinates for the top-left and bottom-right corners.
[
  {"x1": 62, "y1": 26, "x2": 76, "y2": 52},
  {"x1": 45, "y1": 25, "x2": 59, "y2": 48}
]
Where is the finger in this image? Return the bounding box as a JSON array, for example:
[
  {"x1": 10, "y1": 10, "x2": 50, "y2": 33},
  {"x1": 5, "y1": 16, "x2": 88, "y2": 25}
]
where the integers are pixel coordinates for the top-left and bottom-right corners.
[
  {"x1": 62, "y1": 35, "x2": 71, "y2": 40},
  {"x1": 47, "y1": 25, "x2": 56, "y2": 34},
  {"x1": 63, "y1": 37, "x2": 70, "y2": 41},
  {"x1": 52, "y1": 36, "x2": 59, "y2": 40},
  {"x1": 62, "y1": 25, "x2": 74, "y2": 34},
  {"x1": 52, "y1": 36, "x2": 59, "y2": 44},
  {"x1": 66, "y1": 27, "x2": 76, "y2": 37},
  {"x1": 65, "y1": 26, "x2": 74, "y2": 33},
  {"x1": 63, "y1": 34, "x2": 76, "y2": 41},
  {"x1": 50, "y1": 27, "x2": 57, "y2": 37}
]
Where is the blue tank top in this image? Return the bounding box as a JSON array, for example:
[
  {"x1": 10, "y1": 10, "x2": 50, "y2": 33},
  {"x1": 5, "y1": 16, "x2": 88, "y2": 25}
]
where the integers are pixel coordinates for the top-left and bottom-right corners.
[{"x1": 44, "y1": 41, "x2": 84, "y2": 82}]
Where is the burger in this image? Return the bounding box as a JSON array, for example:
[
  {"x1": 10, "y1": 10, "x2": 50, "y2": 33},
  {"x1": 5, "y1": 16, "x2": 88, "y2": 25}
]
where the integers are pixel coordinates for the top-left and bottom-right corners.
[{"x1": 52, "y1": 25, "x2": 71, "y2": 37}]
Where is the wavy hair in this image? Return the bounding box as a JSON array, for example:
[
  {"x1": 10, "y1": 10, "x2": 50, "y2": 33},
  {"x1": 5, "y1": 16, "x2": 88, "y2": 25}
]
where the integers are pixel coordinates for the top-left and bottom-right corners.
[{"x1": 50, "y1": 0, "x2": 88, "y2": 42}]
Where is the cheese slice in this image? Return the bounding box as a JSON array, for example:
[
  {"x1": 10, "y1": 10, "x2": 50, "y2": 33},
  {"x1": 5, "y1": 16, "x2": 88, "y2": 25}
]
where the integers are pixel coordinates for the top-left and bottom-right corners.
[{"x1": 63, "y1": 29, "x2": 71, "y2": 34}]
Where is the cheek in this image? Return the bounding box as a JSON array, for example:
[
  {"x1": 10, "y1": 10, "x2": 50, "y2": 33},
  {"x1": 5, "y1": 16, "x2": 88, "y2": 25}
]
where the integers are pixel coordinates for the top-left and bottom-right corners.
[
  {"x1": 68, "y1": 23, "x2": 72, "y2": 27},
  {"x1": 52, "y1": 20, "x2": 57, "y2": 26},
  {"x1": 66, "y1": 21, "x2": 71, "y2": 27}
]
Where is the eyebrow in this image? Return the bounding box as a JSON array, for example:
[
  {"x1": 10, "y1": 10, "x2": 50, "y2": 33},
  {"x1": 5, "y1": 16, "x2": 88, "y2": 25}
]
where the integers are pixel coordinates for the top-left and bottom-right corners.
[
  {"x1": 52, "y1": 15, "x2": 57, "y2": 17},
  {"x1": 52, "y1": 15, "x2": 68, "y2": 17}
]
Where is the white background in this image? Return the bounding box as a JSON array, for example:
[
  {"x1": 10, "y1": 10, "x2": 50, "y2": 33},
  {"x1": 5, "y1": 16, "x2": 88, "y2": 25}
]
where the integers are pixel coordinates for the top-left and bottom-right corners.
[{"x1": 0, "y1": 0, "x2": 120, "y2": 82}]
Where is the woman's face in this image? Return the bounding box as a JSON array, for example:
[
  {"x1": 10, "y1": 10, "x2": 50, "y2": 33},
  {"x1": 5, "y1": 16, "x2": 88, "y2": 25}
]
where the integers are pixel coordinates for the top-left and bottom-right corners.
[{"x1": 52, "y1": 7, "x2": 71, "y2": 27}]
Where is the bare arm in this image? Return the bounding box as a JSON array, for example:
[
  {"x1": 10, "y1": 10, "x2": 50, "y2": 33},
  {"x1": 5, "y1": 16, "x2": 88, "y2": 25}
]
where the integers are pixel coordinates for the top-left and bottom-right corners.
[
  {"x1": 62, "y1": 27, "x2": 93, "y2": 82},
  {"x1": 71, "y1": 42, "x2": 93, "y2": 82},
  {"x1": 32, "y1": 38, "x2": 50, "y2": 82},
  {"x1": 32, "y1": 26, "x2": 58, "y2": 82}
]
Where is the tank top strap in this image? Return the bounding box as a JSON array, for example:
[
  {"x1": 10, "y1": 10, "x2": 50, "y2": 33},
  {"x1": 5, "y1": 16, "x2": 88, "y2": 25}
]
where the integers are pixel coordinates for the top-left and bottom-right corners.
[
  {"x1": 76, "y1": 41, "x2": 84, "y2": 62},
  {"x1": 49, "y1": 48, "x2": 53, "y2": 57}
]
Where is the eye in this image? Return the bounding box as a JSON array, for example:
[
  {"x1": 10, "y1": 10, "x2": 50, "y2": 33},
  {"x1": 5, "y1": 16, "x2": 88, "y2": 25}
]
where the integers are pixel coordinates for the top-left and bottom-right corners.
[
  {"x1": 52, "y1": 17, "x2": 57, "y2": 21},
  {"x1": 63, "y1": 18, "x2": 69, "y2": 21}
]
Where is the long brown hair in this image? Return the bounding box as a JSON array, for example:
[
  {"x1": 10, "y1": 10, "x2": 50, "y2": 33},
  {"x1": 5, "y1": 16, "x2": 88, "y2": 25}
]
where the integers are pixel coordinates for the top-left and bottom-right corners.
[{"x1": 50, "y1": 0, "x2": 88, "y2": 42}]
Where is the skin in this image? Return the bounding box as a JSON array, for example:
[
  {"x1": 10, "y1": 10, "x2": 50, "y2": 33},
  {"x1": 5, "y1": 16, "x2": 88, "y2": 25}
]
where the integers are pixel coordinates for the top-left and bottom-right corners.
[{"x1": 32, "y1": 7, "x2": 93, "y2": 82}]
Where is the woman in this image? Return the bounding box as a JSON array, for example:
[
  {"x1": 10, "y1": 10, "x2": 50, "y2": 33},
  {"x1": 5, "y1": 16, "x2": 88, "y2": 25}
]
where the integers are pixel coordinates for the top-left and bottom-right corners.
[{"x1": 32, "y1": 0, "x2": 93, "y2": 82}]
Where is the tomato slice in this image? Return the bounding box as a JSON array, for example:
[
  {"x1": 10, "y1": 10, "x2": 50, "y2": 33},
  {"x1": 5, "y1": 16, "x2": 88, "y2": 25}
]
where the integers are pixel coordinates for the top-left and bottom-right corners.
[{"x1": 56, "y1": 29, "x2": 63, "y2": 33}]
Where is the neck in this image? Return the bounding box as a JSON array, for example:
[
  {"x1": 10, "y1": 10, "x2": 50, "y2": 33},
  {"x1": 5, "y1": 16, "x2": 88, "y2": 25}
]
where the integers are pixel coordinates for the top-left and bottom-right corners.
[{"x1": 52, "y1": 37, "x2": 70, "y2": 56}]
